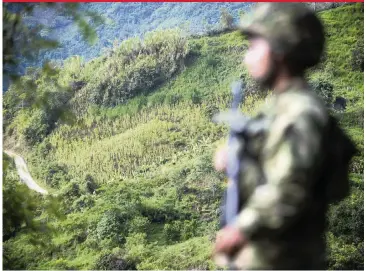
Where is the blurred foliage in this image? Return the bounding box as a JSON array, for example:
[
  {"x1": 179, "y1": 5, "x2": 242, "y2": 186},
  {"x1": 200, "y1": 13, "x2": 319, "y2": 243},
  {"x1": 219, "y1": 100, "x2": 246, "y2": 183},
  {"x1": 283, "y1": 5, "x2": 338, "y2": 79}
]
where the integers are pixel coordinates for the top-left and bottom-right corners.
[
  {"x1": 2, "y1": 153, "x2": 65, "y2": 269},
  {"x1": 3, "y1": 154, "x2": 41, "y2": 242},
  {"x1": 3, "y1": 3, "x2": 104, "y2": 84},
  {"x1": 3, "y1": 64, "x2": 76, "y2": 146}
]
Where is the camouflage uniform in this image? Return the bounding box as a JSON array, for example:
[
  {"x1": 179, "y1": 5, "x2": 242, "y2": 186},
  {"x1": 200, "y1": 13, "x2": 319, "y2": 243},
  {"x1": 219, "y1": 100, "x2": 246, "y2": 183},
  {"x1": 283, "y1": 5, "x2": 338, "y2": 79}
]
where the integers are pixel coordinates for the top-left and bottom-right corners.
[
  {"x1": 218, "y1": 3, "x2": 356, "y2": 270},
  {"x1": 231, "y1": 79, "x2": 329, "y2": 270}
]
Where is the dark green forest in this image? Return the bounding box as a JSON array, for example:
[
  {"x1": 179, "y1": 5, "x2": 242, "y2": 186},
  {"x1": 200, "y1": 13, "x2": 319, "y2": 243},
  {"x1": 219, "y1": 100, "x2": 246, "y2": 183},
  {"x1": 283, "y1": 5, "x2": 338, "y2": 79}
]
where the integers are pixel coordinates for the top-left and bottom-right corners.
[{"x1": 3, "y1": 3, "x2": 364, "y2": 270}]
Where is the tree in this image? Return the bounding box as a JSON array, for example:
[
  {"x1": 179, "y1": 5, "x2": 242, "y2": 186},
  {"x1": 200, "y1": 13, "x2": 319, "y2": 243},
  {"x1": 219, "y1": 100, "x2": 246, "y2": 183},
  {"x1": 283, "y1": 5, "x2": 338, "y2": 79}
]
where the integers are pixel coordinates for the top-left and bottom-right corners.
[{"x1": 220, "y1": 8, "x2": 234, "y2": 30}]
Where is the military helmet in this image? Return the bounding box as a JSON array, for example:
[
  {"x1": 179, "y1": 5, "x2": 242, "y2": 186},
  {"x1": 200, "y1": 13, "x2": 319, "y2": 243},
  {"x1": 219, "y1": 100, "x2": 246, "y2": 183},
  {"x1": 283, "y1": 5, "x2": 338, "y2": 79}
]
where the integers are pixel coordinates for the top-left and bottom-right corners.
[{"x1": 239, "y1": 3, "x2": 325, "y2": 71}]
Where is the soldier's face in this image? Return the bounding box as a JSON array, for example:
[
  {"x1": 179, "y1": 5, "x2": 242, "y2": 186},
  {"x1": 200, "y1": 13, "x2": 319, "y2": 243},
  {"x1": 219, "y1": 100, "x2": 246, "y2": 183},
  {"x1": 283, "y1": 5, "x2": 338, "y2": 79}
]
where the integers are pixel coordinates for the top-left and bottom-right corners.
[{"x1": 244, "y1": 37, "x2": 272, "y2": 81}]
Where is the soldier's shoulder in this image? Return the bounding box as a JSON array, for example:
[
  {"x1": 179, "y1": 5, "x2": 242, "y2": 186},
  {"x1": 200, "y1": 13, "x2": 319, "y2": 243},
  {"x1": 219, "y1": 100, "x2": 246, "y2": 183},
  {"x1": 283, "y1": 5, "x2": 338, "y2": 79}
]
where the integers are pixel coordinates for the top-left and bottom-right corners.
[{"x1": 275, "y1": 89, "x2": 329, "y2": 125}]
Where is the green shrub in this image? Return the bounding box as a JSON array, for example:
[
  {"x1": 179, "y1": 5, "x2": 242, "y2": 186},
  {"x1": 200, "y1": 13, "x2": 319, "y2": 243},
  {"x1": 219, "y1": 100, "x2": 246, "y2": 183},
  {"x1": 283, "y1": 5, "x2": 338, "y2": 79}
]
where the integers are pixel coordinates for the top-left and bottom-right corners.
[
  {"x1": 163, "y1": 221, "x2": 182, "y2": 242},
  {"x1": 45, "y1": 259, "x2": 76, "y2": 270},
  {"x1": 327, "y1": 233, "x2": 364, "y2": 270},
  {"x1": 94, "y1": 251, "x2": 136, "y2": 270},
  {"x1": 351, "y1": 39, "x2": 364, "y2": 71},
  {"x1": 84, "y1": 174, "x2": 98, "y2": 194},
  {"x1": 36, "y1": 139, "x2": 54, "y2": 158},
  {"x1": 44, "y1": 163, "x2": 70, "y2": 188},
  {"x1": 125, "y1": 232, "x2": 151, "y2": 264},
  {"x1": 21, "y1": 109, "x2": 49, "y2": 145},
  {"x1": 326, "y1": 179, "x2": 364, "y2": 270},
  {"x1": 309, "y1": 77, "x2": 334, "y2": 106},
  {"x1": 72, "y1": 195, "x2": 95, "y2": 212},
  {"x1": 180, "y1": 219, "x2": 198, "y2": 240},
  {"x1": 138, "y1": 237, "x2": 215, "y2": 270},
  {"x1": 205, "y1": 54, "x2": 220, "y2": 67},
  {"x1": 60, "y1": 181, "x2": 82, "y2": 213},
  {"x1": 128, "y1": 216, "x2": 150, "y2": 234},
  {"x1": 96, "y1": 209, "x2": 128, "y2": 244},
  {"x1": 327, "y1": 187, "x2": 364, "y2": 244},
  {"x1": 148, "y1": 92, "x2": 166, "y2": 108},
  {"x1": 164, "y1": 93, "x2": 182, "y2": 106}
]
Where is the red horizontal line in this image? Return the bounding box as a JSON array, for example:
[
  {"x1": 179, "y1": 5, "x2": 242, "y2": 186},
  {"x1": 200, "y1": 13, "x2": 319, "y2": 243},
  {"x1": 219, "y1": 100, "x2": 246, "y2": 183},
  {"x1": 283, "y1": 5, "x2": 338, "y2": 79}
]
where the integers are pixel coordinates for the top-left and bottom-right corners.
[{"x1": 3, "y1": 0, "x2": 364, "y2": 2}]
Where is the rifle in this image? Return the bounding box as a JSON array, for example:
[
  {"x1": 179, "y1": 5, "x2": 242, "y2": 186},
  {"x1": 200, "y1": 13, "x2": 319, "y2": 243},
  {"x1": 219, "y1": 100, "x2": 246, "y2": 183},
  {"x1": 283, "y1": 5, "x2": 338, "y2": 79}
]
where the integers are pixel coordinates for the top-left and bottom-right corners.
[
  {"x1": 223, "y1": 80, "x2": 245, "y2": 226},
  {"x1": 214, "y1": 79, "x2": 271, "y2": 228},
  {"x1": 214, "y1": 80, "x2": 248, "y2": 227},
  {"x1": 213, "y1": 80, "x2": 249, "y2": 268}
]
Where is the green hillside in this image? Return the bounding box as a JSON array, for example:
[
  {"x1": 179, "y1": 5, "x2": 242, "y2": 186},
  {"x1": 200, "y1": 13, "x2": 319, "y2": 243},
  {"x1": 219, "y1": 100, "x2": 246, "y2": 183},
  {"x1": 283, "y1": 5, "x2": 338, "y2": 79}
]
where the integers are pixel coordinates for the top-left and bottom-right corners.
[{"x1": 3, "y1": 4, "x2": 364, "y2": 270}]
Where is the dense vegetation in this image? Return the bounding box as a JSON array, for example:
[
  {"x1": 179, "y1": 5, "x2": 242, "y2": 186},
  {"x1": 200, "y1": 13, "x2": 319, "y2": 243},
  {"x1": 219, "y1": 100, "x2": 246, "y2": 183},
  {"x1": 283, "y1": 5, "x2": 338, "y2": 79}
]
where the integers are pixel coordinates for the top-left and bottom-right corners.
[{"x1": 3, "y1": 3, "x2": 363, "y2": 270}]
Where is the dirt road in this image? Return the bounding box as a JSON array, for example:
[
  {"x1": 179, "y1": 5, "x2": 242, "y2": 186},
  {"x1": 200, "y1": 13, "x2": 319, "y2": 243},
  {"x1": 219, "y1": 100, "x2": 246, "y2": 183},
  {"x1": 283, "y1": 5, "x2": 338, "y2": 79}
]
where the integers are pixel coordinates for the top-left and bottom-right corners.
[{"x1": 4, "y1": 150, "x2": 48, "y2": 195}]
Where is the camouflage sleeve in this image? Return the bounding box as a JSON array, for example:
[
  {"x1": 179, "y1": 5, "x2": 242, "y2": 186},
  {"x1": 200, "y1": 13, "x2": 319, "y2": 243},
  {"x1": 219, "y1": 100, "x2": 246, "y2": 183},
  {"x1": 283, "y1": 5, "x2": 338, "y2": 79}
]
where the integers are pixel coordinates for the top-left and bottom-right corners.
[{"x1": 233, "y1": 110, "x2": 327, "y2": 239}]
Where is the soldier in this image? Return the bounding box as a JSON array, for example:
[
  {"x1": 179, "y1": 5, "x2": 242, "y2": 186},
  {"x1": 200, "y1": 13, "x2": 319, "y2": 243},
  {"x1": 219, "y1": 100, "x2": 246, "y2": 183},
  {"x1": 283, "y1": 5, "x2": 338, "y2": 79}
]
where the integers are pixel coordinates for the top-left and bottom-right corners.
[{"x1": 213, "y1": 3, "x2": 356, "y2": 270}]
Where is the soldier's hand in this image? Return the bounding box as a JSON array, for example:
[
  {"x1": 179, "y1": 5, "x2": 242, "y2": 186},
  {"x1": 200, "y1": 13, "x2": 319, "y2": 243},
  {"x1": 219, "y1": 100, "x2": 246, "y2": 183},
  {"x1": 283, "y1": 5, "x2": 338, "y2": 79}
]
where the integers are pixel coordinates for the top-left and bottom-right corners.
[
  {"x1": 215, "y1": 226, "x2": 246, "y2": 255},
  {"x1": 214, "y1": 145, "x2": 228, "y2": 172}
]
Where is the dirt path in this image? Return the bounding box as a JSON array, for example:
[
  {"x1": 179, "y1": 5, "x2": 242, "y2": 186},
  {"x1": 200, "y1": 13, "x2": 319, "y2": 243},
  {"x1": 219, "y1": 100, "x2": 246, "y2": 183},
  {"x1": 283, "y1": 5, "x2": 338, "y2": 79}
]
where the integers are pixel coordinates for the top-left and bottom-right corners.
[{"x1": 4, "y1": 150, "x2": 48, "y2": 195}]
